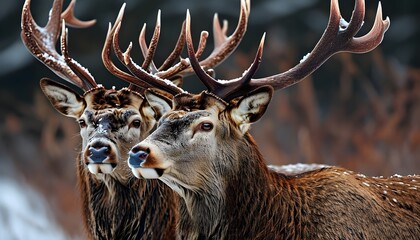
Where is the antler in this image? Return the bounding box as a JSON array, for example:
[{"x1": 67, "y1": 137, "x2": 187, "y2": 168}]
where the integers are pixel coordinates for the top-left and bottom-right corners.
[
  {"x1": 177, "y1": 0, "x2": 251, "y2": 76},
  {"x1": 21, "y1": 0, "x2": 97, "y2": 91},
  {"x1": 103, "y1": 0, "x2": 251, "y2": 95},
  {"x1": 102, "y1": 3, "x2": 185, "y2": 94},
  {"x1": 186, "y1": 0, "x2": 390, "y2": 101},
  {"x1": 101, "y1": 4, "x2": 154, "y2": 92}
]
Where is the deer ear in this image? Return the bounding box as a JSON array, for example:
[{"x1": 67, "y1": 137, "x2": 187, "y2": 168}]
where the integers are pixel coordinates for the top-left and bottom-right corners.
[
  {"x1": 40, "y1": 78, "x2": 86, "y2": 118},
  {"x1": 230, "y1": 86, "x2": 273, "y2": 133},
  {"x1": 144, "y1": 89, "x2": 172, "y2": 119}
]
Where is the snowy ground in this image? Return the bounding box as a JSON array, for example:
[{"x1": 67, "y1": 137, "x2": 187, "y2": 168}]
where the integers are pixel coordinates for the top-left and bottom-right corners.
[{"x1": 0, "y1": 157, "x2": 73, "y2": 240}]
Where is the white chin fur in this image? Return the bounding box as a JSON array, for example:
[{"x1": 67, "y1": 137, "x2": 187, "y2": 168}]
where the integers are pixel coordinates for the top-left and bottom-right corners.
[
  {"x1": 87, "y1": 164, "x2": 114, "y2": 174},
  {"x1": 132, "y1": 168, "x2": 160, "y2": 179}
]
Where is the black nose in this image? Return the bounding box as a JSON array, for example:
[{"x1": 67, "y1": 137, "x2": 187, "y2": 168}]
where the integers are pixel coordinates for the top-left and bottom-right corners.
[
  {"x1": 129, "y1": 146, "x2": 149, "y2": 168},
  {"x1": 89, "y1": 146, "x2": 109, "y2": 163}
]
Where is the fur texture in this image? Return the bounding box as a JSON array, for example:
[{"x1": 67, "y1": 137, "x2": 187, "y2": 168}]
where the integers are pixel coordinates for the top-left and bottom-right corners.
[{"x1": 133, "y1": 90, "x2": 420, "y2": 239}]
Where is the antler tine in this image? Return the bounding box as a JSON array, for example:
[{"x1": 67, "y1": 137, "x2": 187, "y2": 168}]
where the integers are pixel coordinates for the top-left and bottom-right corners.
[
  {"x1": 158, "y1": 21, "x2": 186, "y2": 71},
  {"x1": 61, "y1": 20, "x2": 96, "y2": 89},
  {"x1": 61, "y1": 0, "x2": 96, "y2": 28},
  {"x1": 248, "y1": 0, "x2": 390, "y2": 91},
  {"x1": 222, "y1": 34, "x2": 265, "y2": 99},
  {"x1": 101, "y1": 3, "x2": 152, "y2": 92},
  {"x1": 139, "y1": 11, "x2": 160, "y2": 73},
  {"x1": 121, "y1": 41, "x2": 185, "y2": 95},
  {"x1": 186, "y1": 10, "x2": 220, "y2": 92},
  {"x1": 347, "y1": 2, "x2": 390, "y2": 53},
  {"x1": 110, "y1": 17, "x2": 184, "y2": 95},
  {"x1": 186, "y1": 10, "x2": 265, "y2": 100},
  {"x1": 155, "y1": 30, "x2": 208, "y2": 80},
  {"x1": 21, "y1": 0, "x2": 97, "y2": 91},
  {"x1": 200, "y1": 0, "x2": 250, "y2": 69},
  {"x1": 176, "y1": 0, "x2": 250, "y2": 77},
  {"x1": 138, "y1": 11, "x2": 198, "y2": 80}
]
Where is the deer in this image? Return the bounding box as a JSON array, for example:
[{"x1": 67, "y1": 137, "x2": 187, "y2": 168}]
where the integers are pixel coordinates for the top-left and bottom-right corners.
[
  {"x1": 21, "y1": 0, "x2": 251, "y2": 238},
  {"x1": 127, "y1": 0, "x2": 420, "y2": 239}
]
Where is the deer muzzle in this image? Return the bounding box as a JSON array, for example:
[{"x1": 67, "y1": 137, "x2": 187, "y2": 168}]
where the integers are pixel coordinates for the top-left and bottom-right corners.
[
  {"x1": 84, "y1": 140, "x2": 117, "y2": 174},
  {"x1": 128, "y1": 144, "x2": 168, "y2": 179}
]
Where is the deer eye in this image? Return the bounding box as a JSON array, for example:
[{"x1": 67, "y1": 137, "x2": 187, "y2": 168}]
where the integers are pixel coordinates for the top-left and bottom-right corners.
[
  {"x1": 130, "y1": 119, "x2": 141, "y2": 129},
  {"x1": 78, "y1": 119, "x2": 87, "y2": 128},
  {"x1": 199, "y1": 122, "x2": 213, "y2": 132}
]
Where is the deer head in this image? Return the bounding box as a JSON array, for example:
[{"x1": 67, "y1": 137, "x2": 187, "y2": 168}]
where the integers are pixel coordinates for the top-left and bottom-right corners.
[{"x1": 22, "y1": 0, "x2": 164, "y2": 177}]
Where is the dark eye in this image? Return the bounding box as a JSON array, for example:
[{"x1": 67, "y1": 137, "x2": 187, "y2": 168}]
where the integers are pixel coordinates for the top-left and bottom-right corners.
[
  {"x1": 78, "y1": 119, "x2": 87, "y2": 128},
  {"x1": 200, "y1": 122, "x2": 213, "y2": 132},
  {"x1": 131, "y1": 119, "x2": 141, "y2": 129}
]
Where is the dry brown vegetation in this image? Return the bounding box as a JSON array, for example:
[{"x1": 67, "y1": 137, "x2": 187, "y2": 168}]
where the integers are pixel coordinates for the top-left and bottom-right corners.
[{"x1": 250, "y1": 50, "x2": 420, "y2": 176}]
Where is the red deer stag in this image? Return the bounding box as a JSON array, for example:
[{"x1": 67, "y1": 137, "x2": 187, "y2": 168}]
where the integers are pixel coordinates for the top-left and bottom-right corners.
[
  {"x1": 21, "y1": 0, "x2": 250, "y2": 238},
  {"x1": 128, "y1": 0, "x2": 419, "y2": 239}
]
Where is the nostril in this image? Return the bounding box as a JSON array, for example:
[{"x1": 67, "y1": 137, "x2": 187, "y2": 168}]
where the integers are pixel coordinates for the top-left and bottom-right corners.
[
  {"x1": 131, "y1": 146, "x2": 140, "y2": 154},
  {"x1": 138, "y1": 151, "x2": 148, "y2": 160},
  {"x1": 88, "y1": 146, "x2": 110, "y2": 163},
  {"x1": 131, "y1": 145, "x2": 150, "y2": 154},
  {"x1": 128, "y1": 150, "x2": 149, "y2": 167},
  {"x1": 129, "y1": 150, "x2": 149, "y2": 160},
  {"x1": 89, "y1": 146, "x2": 109, "y2": 155}
]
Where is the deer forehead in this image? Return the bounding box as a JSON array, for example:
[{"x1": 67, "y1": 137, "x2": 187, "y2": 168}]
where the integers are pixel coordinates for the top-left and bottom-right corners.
[
  {"x1": 83, "y1": 108, "x2": 139, "y2": 125},
  {"x1": 173, "y1": 91, "x2": 228, "y2": 113},
  {"x1": 84, "y1": 88, "x2": 144, "y2": 110}
]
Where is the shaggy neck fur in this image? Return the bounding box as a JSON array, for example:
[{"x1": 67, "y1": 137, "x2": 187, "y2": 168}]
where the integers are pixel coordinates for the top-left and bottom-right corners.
[
  {"x1": 176, "y1": 133, "x2": 296, "y2": 239},
  {"x1": 77, "y1": 153, "x2": 178, "y2": 240}
]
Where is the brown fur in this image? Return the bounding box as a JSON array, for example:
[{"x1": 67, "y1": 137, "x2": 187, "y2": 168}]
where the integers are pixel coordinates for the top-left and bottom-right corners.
[
  {"x1": 220, "y1": 134, "x2": 420, "y2": 239},
  {"x1": 135, "y1": 92, "x2": 420, "y2": 239},
  {"x1": 77, "y1": 155, "x2": 178, "y2": 239}
]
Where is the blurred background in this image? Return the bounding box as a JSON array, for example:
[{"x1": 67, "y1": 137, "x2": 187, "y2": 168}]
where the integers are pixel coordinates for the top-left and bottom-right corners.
[{"x1": 1, "y1": 0, "x2": 419, "y2": 238}]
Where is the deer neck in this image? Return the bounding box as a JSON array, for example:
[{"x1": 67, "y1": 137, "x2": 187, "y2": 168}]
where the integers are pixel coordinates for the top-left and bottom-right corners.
[
  {"x1": 177, "y1": 133, "x2": 305, "y2": 239},
  {"x1": 76, "y1": 153, "x2": 178, "y2": 239}
]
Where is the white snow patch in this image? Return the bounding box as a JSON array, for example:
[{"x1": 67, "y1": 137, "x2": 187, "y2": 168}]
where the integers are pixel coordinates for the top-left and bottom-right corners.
[
  {"x1": 362, "y1": 182, "x2": 370, "y2": 187},
  {"x1": 163, "y1": 79, "x2": 179, "y2": 88},
  {"x1": 0, "y1": 178, "x2": 69, "y2": 240},
  {"x1": 70, "y1": 59, "x2": 95, "y2": 80},
  {"x1": 339, "y1": 18, "x2": 349, "y2": 31},
  {"x1": 97, "y1": 124, "x2": 106, "y2": 134},
  {"x1": 268, "y1": 163, "x2": 329, "y2": 175},
  {"x1": 299, "y1": 53, "x2": 311, "y2": 63},
  {"x1": 217, "y1": 77, "x2": 241, "y2": 84}
]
